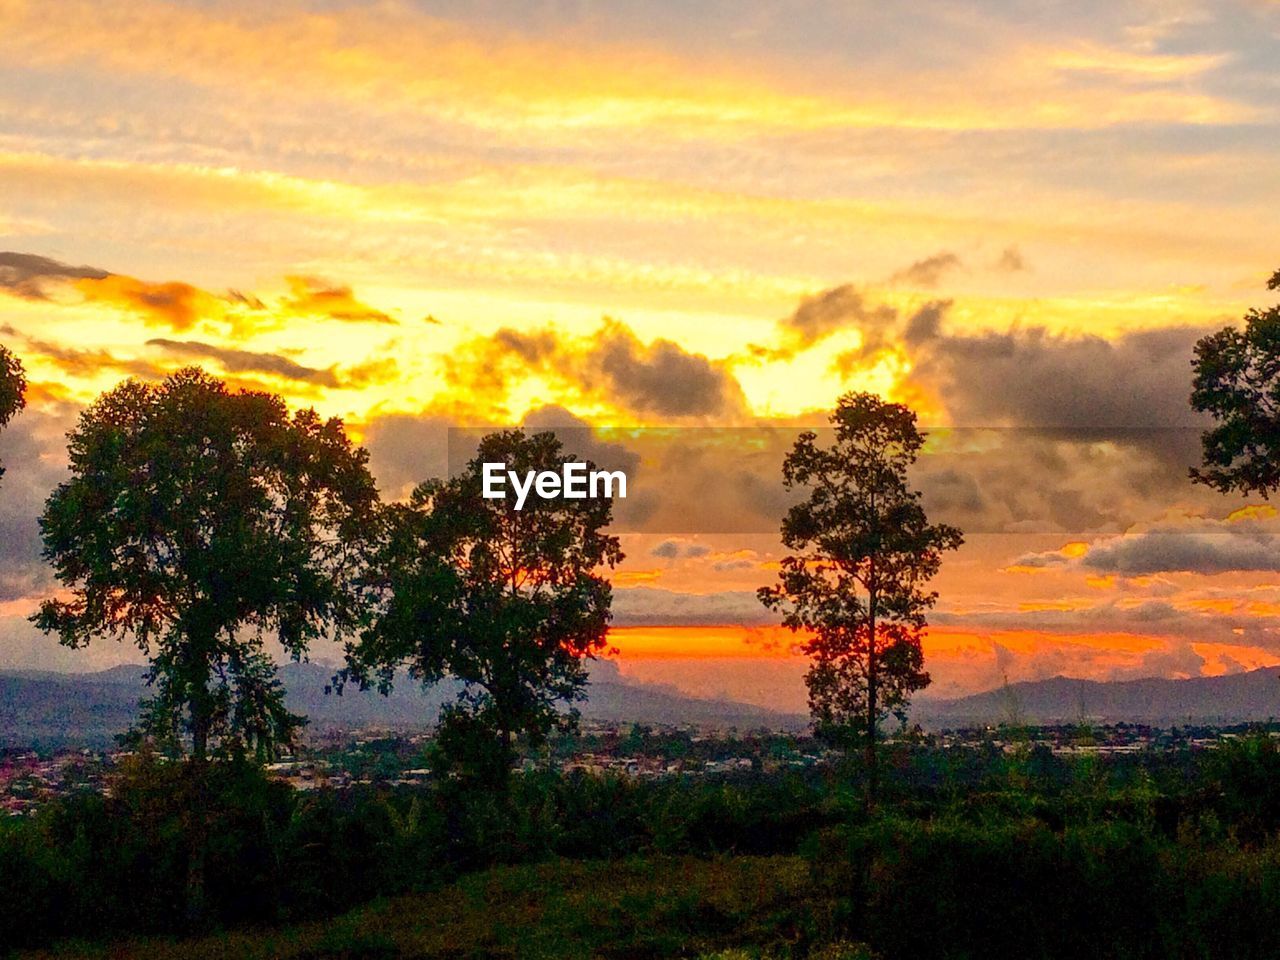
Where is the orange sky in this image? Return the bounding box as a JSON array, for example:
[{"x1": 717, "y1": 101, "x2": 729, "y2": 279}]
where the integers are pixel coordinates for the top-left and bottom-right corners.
[{"x1": 2, "y1": 0, "x2": 1280, "y2": 705}]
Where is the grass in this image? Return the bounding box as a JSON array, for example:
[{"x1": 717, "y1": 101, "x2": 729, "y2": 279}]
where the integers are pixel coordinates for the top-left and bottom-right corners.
[{"x1": 21, "y1": 855, "x2": 862, "y2": 960}]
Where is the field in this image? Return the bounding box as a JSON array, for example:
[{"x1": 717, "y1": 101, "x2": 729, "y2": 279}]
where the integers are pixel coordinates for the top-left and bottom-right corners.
[{"x1": 21, "y1": 856, "x2": 852, "y2": 960}]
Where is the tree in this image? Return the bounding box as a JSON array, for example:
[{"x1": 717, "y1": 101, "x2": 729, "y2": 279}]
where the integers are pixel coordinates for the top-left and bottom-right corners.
[
  {"x1": 1191, "y1": 267, "x2": 1280, "y2": 497},
  {"x1": 33, "y1": 367, "x2": 379, "y2": 921},
  {"x1": 344, "y1": 429, "x2": 622, "y2": 787},
  {"x1": 758, "y1": 392, "x2": 962, "y2": 805},
  {"x1": 0, "y1": 345, "x2": 26, "y2": 483}
]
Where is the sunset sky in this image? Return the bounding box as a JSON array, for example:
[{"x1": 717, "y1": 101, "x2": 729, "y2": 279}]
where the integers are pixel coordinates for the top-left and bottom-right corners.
[{"x1": 3, "y1": 0, "x2": 1280, "y2": 711}]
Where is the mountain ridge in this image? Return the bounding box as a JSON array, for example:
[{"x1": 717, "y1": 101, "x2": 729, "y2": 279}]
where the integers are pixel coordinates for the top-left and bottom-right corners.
[
  {"x1": 916, "y1": 666, "x2": 1280, "y2": 725},
  {"x1": 0, "y1": 661, "x2": 807, "y2": 749}
]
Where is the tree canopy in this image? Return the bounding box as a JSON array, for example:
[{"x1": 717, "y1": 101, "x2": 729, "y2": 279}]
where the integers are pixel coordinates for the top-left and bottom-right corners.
[
  {"x1": 0, "y1": 344, "x2": 26, "y2": 483},
  {"x1": 34, "y1": 367, "x2": 380, "y2": 759},
  {"x1": 759, "y1": 392, "x2": 962, "y2": 801},
  {"x1": 345, "y1": 428, "x2": 622, "y2": 785},
  {"x1": 1191, "y1": 267, "x2": 1280, "y2": 497}
]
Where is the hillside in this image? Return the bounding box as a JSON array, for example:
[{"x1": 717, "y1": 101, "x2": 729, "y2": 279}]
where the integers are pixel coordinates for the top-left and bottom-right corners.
[
  {"x1": 916, "y1": 666, "x2": 1280, "y2": 726},
  {"x1": 0, "y1": 661, "x2": 804, "y2": 748}
]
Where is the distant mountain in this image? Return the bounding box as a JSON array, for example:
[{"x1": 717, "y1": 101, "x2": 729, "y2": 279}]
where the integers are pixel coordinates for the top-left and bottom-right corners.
[
  {"x1": 0, "y1": 661, "x2": 804, "y2": 749},
  {"x1": 916, "y1": 667, "x2": 1280, "y2": 726}
]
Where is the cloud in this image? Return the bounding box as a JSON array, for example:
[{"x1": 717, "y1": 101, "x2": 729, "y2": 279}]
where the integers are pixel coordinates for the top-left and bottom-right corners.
[
  {"x1": 519, "y1": 405, "x2": 643, "y2": 477},
  {"x1": 889, "y1": 251, "x2": 963, "y2": 288},
  {"x1": 650, "y1": 539, "x2": 712, "y2": 560},
  {"x1": 146, "y1": 339, "x2": 340, "y2": 387},
  {"x1": 75, "y1": 274, "x2": 221, "y2": 331},
  {"x1": 1, "y1": 324, "x2": 163, "y2": 381},
  {"x1": 912, "y1": 324, "x2": 1206, "y2": 429},
  {"x1": 281, "y1": 276, "x2": 396, "y2": 325},
  {"x1": 361, "y1": 412, "x2": 462, "y2": 501},
  {"x1": 994, "y1": 246, "x2": 1029, "y2": 272},
  {"x1": 931, "y1": 596, "x2": 1275, "y2": 647},
  {"x1": 831, "y1": 298, "x2": 950, "y2": 375},
  {"x1": 764, "y1": 284, "x2": 898, "y2": 358},
  {"x1": 445, "y1": 319, "x2": 747, "y2": 420},
  {"x1": 589, "y1": 321, "x2": 745, "y2": 418},
  {"x1": 0, "y1": 250, "x2": 244, "y2": 332},
  {"x1": 339, "y1": 357, "x2": 401, "y2": 388},
  {"x1": 0, "y1": 251, "x2": 108, "y2": 300},
  {"x1": 1, "y1": 251, "x2": 400, "y2": 336},
  {"x1": 611, "y1": 587, "x2": 774, "y2": 626},
  {"x1": 1083, "y1": 525, "x2": 1280, "y2": 576},
  {"x1": 0, "y1": 404, "x2": 75, "y2": 601},
  {"x1": 1010, "y1": 512, "x2": 1280, "y2": 576}
]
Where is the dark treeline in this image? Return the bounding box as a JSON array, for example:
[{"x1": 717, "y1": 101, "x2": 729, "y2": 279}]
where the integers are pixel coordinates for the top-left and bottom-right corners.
[{"x1": 6, "y1": 734, "x2": 1280, "y2": 957}]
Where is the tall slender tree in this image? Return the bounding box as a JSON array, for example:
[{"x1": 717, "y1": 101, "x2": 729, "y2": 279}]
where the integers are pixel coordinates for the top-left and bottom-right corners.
[
  {"x1": 1191, "y1": 267, "x2": 1280, "y2": 496},
  {"x1": 33, "y1": 367, "x2": 379, "y2": 921},
  {"x1": 759, "y1": 392, "x2": 962, "y2": 805},
  {"x1": 0, "y1": 345, "x2": 26, "y2": 484},
  {"x1": 344, "y1": 429, "x2": 622, "y2": 787}
]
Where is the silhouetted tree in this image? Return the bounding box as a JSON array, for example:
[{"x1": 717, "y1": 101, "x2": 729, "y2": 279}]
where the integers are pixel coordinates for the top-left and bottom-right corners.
[
  {"x1": 0, "y1": 345, "x2": 26, "y2": 484},
  {"x1": 1191, "y1": 267, "x2": 1280, "y2": 496},
  {"x1": 345, "y1": 429, "x2": 622, "y2": 787},
  {"x1": 759, "y1": 392, "x2": 962, "y2": 805},
  {"x1": 33, "y1": 367, "x2": 379, "y2": 922}
]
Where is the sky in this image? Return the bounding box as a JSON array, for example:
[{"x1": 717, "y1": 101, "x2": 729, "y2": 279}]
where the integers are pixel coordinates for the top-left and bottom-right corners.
[{"x1": 2, "y1": 0, "x2": 1280, "y2": 711}]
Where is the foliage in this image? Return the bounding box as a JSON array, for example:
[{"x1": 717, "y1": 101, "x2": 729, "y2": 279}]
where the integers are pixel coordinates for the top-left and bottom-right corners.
[
  {"x1": 1191, "y1": 266, "x2": 1280, "y2": 496},
  {"x1": 759, "y1": 393, "x2": 962, "y2": 799},
  {"x1": 33, "y1": 368, "x2": 379, "y2": 760},
  {"x1": 344, "y1": 428, "x2": 623, "y2": 785},
  {"x1": 9, "y1": 739, "x2": 1280, "y2": 956},
  {"x1": 0, "y1": 343, "x2": 26, "y2": 483}
]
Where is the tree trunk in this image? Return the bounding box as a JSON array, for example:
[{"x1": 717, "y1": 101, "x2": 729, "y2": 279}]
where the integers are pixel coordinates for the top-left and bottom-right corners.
[
  {"x1": 497, "y1": 721, "x2": 515, "y2": 788},
  {"x1": 185, "y1": 709, "x2": 210, "y2": 930},
  {"x1": 865, "y1": 584, "x2": 878, "y2": 813}
]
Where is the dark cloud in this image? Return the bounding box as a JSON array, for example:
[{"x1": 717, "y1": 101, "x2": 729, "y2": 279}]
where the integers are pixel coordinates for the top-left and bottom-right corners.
[
  {"x1": 1009, "y1": 515, "x2": 1280, "y2": 576},
  {"x1": 650, "y1": 539, "x2": 712, "y2": 560},
  {"x1": 447, "y1": 320, "x2": 747, "y2": 420},
  {"x1": 767, "y1": 284, "x2": 898, "y2": 357},
  {"x1": 910, "y1": 323, "x2": 1210, "y2": 437},
  {"x1": 589, "y1": 321, "x2": 745, "y2": 418},
  {"x1": 146, "y1": 338, "x2": 340, "y2": 387},
  {"x1": 916, "y1": 467, "x2": 986, "y2": 516},
  {"x1": 520, "y1": 405, "x2": 643, "y2": 479},
  {"x1": 1137, "y1": 641, "x2": 1206, "y2": 678},
  {"x1": 495, "y1": 329, "x2": 558, "y2": 365},
  {"x1": 361, "y1": 412, "x2": 460, "y2": 501},
  {"x1": 1082, "y1": 526, "x2": 1280, "y2": 576},
  {"x1": 889, "y1": 251, "x2": 963, "y2": 288},
  {"x1": 903, "y1": 299, "x2": 950, "y2": 344},
  {"x1": 0, "y1": 251, "x2": 109, "y2": 300},
  {"x1": 832, "y1": 299, "x2": 950, "y2": 377}
]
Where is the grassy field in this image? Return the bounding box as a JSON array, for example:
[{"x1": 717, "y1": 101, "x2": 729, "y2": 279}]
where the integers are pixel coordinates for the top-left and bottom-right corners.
[{"x1": 21, "y1": 855, "x2": 866, "y2": 960}]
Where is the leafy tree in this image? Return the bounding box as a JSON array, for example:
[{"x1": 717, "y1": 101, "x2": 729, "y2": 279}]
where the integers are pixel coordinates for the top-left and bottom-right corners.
[
  {"x1": 33, "y1": 367, "x2": 379, "y2": 920},
  {"x1": 1190, "y1": 267, "x2": 1280, "y2": 496},
  {"x1": 0, "y1": 344, "x2": 26, "y2": 483},
  {"x1": 345, "y1": 429, "x2": 622, "y2": 787},
  {"x1": 759, "y1": 392, "x2": 962, "y2": 804}
]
